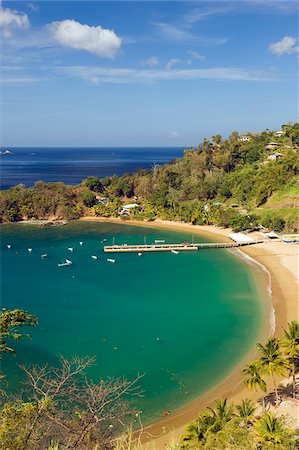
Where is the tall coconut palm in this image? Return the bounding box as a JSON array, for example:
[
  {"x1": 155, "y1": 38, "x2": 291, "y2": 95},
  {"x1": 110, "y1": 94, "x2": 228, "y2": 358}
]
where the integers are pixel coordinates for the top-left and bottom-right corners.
[
  {"x1": 281, "y1": 320, "x2": 299, "y2": 398},
  {"x1": 243, "y1": 361, "x2": 267, "y2": 412},
  {"x1": 257, "y1": 338, "x2": 289, "y2": 406},
  {"x1": 236, "y1": 398, "x2": 256, "y2": 427}
]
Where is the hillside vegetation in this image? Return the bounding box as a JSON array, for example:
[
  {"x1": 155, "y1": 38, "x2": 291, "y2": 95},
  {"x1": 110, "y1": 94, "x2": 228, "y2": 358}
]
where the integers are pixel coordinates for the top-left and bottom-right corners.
[{"x1": 1, "y1": 122, "x2": 298, "y2": 232}]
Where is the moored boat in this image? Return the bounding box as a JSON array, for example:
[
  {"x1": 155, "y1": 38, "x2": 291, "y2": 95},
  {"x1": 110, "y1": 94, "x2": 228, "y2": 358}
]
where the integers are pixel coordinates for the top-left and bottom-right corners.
[{"x1": 58, "y1": 259, "x2": 72, "y2": 267}]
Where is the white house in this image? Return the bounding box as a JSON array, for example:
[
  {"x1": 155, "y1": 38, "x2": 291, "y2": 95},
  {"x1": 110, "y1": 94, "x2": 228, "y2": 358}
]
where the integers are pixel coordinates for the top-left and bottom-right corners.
[
  {"x1": 239, "y1": 135, "x2": 251, "y2": 142},
  {"x1": 268, "y1": 152, "x2": 283, "y2": 161},
  {"x1": 266, "y1": 142, "x2": 280, "y2": 150},
  {"x1": 120, "y1": 203, "x2": 139, "y2": 215},
  {"x1": 96, "y1": 196, "x2": 110, "y2": 204},
  {"x1": 275, "y1": 130, "x2": 285, "y2": 136}
]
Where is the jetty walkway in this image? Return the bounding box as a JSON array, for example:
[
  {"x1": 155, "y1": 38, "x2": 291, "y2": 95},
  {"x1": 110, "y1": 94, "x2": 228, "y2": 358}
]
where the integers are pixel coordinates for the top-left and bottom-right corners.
[{"x1": 103, "y1": 241, "x2": 263, "y2": 253}]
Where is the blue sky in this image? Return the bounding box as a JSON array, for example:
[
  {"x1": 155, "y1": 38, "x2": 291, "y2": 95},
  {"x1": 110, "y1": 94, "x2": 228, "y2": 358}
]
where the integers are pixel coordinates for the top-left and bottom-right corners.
[{"x1": 1, "y1": 1, "x2": 298, "y2": 147}]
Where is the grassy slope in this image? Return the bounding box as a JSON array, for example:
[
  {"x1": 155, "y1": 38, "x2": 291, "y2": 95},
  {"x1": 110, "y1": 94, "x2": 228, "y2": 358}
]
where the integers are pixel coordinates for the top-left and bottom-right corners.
[{"x1": 255, "y1": 183, "x2": 299, "y2": 229}]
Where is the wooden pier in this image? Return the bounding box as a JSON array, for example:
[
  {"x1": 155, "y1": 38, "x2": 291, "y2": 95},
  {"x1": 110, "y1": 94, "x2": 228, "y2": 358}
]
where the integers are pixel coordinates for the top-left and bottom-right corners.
[{"x1": 103, "y1": 241, "x2": 263, "y2": 253}]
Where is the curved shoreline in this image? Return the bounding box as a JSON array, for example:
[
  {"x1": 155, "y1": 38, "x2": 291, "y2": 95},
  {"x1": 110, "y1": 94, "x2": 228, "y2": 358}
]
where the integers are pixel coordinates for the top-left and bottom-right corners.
[{"x1": 80, "y1": 217, "x2": 298, "y2": 447}]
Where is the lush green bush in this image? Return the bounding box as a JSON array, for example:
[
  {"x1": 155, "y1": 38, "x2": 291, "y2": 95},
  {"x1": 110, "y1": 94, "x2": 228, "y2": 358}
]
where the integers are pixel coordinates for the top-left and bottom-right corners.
[{"x1": 261, "y1": 213, "x2": 286, "y2": 232}]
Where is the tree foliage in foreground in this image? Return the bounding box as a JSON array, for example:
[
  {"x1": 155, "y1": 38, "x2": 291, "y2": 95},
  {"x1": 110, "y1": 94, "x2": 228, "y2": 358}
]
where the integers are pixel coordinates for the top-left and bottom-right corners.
[
  {"x1": 0, "y1": 308, "x2": 37, "y2": 356},
  {"x1": 0, "y1": 308, "x2": 37, "y2": 386},
  {"x1": 0, "y1": 356, "x2": 142, "y2": 450}
]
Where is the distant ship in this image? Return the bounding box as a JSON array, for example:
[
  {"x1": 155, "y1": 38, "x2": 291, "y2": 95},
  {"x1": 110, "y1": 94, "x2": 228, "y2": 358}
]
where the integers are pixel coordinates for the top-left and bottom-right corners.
[{"x1": 0, "y1": 149, "x2": 13, "y2": 155}]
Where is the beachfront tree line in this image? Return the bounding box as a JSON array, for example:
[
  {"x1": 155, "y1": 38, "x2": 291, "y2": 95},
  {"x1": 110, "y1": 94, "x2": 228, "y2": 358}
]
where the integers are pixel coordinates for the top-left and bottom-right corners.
[
  {"x1": 0, "y1": 123, "x2": 298, "y2": 232},
  {"x1": 0, "y1": 308, "x2": 299, "y2": 449},
  {"x1": 181, "y1": 325, "x2": 299, "y2": 450}
]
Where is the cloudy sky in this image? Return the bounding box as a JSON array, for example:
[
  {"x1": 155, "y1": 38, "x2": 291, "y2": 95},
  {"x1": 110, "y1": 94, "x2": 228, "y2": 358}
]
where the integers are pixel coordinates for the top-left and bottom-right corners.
[{"x1": 1, "y1": 0, "x2": 298, "y2": 147}]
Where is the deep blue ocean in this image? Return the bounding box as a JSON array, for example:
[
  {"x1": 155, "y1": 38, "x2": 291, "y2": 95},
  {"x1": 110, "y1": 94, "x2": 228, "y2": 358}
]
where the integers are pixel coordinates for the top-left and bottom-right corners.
[{"x1": 0, "y1": 147, "x2": 183, "y2": 190}]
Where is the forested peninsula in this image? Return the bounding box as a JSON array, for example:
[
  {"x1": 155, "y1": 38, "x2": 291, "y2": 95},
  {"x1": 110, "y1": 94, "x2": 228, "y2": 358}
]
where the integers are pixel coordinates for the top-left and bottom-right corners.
[{"x1": 1, "y1": 123, "x2": 298, "y2": 233}]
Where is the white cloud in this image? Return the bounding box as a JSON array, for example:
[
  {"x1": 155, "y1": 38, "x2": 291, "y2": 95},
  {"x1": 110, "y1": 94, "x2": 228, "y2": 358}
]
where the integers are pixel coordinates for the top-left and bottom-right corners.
[
  {"x1": 59, "y1": 65, "x2": 276, "y2": 85},
  {"x1": 0, "y1": 4, "x2": 30, "y2": 35},
  {"x1": 187, "y1": 50, "x2": 205, "y2": 62},
  {"x1": 170, "y1": 131, "x2": 181, "y2": 138},
  {"x1": 185, "y1": 7, "x2": 231, "y2": 23},
  {"x1": 49, "y1": 19, "x2": 121, "y2": 58},
  {"x1": 141, "y1": 56, "x2": 159, "y2": 66},
  {"x1": 27, "y1": 3, "x2": 39, "y2": 13},
  {"x1": 154, "y1": 22, "x2": 195, "y2": 41},
  {"x1": 153, "y1": 21, "x2": 229, "y2": 46},
  {"x1": 165, "y1": 58, "x2": 181, "y2": 70},
  {"x1": 269, "y1": 36, "x2": 298, "y2": 55}
]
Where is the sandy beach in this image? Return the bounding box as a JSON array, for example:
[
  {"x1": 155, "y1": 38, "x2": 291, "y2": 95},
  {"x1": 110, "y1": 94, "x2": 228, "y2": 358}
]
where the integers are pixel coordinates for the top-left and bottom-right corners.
[{"x1": 81, "y1": 217, "x2": 299, "y2": 447}]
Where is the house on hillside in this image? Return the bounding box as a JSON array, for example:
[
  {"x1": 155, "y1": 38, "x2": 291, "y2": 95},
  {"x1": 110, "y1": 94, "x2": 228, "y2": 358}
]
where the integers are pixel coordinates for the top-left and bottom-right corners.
[
  {"x1": 275, "y1": 130, "x2": 285, "y2": 136},
  {"x1": 268, "y1": 152, "x2": 283, "y2": 161},
  {"x1": 239, "y1": 135, "x2": 251, "y2": 142},
  {"x1": 119, "y1": 203, "x2": 139, "y2": 215},
  {"x1": 96, "y1": 196, "x2": 110, "y2": 205},
  {"x1": 266, "y1": 142, "x2": 280, "y2": 150}
]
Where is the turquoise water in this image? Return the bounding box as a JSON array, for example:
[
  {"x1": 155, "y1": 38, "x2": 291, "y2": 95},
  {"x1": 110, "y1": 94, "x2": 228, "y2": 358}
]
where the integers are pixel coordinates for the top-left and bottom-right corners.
[{"x1": 0, "y1": 222, "x2": 265, "y2": 423}]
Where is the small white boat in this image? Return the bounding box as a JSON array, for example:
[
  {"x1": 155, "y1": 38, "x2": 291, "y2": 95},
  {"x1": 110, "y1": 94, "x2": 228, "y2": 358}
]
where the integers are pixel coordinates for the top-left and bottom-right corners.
[
  {"x1": 138, "y1": 252, "x2": 142, "y2": 256},
  {"x1": 171, "y1": 250, "x2": 179, "y2": 255},
  {"x1": 68, "y1": 247, "x2": 74, "y2": 252},
  {"x1": 79, "y1": 241, "x2": 83, "y2": 246},
  {"x1": 58, "y1": 259, "x2": 72, "y2": 267},
  {"x1": 41, "y1": 254, "x2": 47, "y2": 259},
  {"x1": 1, "y1": 149, "x2": 12, "y2": 155},
  {"x1": 28, "y1": 248, "x2": 32, "y2": 252},
  {"x1": 91, "y1": 255, "x2": 98, "y2": 260},
  {"x1": 101, "y1": 239, "x2": 107, "y2": 243},
  {"x1": 7, "y1": 244, "x2": 12, "y2": 249},
  {"x1": 107, "y1": 258, "x2": 116, "y2": 263},
  {"x1": 155, "y1": 239, "x2": 165, "y2": 243}
]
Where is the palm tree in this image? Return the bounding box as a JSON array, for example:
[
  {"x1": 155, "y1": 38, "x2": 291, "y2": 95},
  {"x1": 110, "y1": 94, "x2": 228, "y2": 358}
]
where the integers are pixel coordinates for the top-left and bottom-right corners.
[
  {"x1": 257, "y1": 338, "x2": 289, "y2": 406},
  {"x1": 236, "y1": 398, "x2": 256, "y2": 427},
  {"x1": 254, "y1": 412, "x2": 294, "y2": 447},
  {"x1": 180, "y1": 412, "x2": 215, "y2": 448},
  {"x1": 243, "y1": 361, "x2": 267, "y2": 412},
  {"x1": 181, "y1": 399, "x2": 234, "y2": 448},
  {"x1": 207, "y1": 398, "x2": 234, "y2": 432},
  {"x1": 281, "y1": 320, "x2": 299, "y2": 398}
]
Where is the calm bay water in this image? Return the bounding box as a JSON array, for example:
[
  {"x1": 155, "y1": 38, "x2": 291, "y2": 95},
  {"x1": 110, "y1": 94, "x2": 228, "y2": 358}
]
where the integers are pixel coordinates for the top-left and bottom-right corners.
[
  {"x1": 1, "y1": 221, "x2": 265, "y2": 423},
  {"x1": 0, "y1": 147, "x2": 183, "y2": 189}
]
